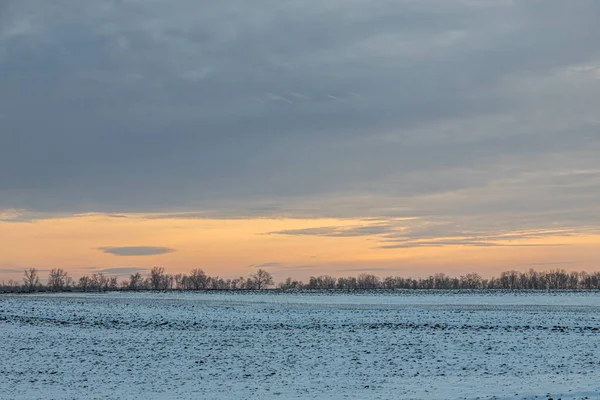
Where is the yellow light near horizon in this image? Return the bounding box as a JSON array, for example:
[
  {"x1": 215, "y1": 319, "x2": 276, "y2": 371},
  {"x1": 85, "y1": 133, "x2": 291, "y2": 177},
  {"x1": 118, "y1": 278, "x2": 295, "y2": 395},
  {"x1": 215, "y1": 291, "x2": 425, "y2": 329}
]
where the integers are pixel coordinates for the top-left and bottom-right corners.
[{"x1": 1, "y1": 214, "x2": 599, "y2": 280}]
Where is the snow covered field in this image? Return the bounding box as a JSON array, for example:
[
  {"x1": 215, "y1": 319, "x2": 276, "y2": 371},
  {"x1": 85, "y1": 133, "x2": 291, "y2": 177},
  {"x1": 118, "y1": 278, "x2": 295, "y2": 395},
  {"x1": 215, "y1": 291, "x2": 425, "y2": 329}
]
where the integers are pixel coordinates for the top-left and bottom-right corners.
[{"x1": 1, "y1": 291, "x2": 599, "y2": 400}]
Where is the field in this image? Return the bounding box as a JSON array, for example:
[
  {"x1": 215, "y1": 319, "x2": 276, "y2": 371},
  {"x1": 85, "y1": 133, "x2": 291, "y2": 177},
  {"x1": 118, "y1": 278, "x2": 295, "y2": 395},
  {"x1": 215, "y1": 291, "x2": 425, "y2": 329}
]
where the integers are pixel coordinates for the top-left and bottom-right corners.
[{"x1": 1, "y1": 291, "x2": 600, "y2": 399}]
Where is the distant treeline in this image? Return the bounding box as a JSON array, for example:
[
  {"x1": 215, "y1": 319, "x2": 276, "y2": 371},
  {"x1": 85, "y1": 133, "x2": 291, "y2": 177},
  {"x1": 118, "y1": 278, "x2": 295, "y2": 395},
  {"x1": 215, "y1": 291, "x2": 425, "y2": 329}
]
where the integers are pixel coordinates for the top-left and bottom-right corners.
[
  {"x1": 3, "y1": 267, "x2": 275, "y2": 293},
  {"x1": 290, "y1": 270, "x2": 600, "y2": 290},
  {"x1": 2, "y1": 267, "x2": 600, "y2": 293}
]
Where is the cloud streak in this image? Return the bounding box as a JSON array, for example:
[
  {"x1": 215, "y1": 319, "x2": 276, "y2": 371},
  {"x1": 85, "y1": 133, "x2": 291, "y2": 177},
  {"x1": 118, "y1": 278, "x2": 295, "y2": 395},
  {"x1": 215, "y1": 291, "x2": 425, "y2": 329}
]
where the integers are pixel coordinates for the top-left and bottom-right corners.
[
  {"x1": 265, "y1": 220, "x2": 590, "y2": 249},
  {"x1": 90, "y1": 267, "x2": 150, "y2": 275},
  {"x1": 246, "y1": 262, "x2": 282, "y2": 269},
  {"x1": 0, "y1": 268, "x2": 27, "y2": 274},
  {"x1": 267, "y1": 224, "x2": 397, "y2": 237},
  {"x1": 378, "y1": 241, "x2": 565, "y2": 250},
  {"x1": 245, "y1": 263, "x2": 316, "y2": 273},
  {"x1": 97, "y1": 247, "x2": 176, "y2": 257}
]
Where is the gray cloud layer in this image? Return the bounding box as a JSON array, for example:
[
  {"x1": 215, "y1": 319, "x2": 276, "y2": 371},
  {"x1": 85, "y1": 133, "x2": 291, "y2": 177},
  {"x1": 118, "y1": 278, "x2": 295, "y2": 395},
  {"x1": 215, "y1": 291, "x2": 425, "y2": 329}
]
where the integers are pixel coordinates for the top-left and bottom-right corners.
[{"x1": 1, "y1": 0, "x2": 600, "y2": 241}]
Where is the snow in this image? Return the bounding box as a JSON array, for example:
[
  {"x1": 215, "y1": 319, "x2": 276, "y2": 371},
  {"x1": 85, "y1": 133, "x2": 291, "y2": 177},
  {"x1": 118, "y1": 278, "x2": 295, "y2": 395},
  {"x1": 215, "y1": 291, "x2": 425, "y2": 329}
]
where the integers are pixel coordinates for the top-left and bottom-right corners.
[{"x1": 1, "y1": 291, "x2": 599, "y2": 399}]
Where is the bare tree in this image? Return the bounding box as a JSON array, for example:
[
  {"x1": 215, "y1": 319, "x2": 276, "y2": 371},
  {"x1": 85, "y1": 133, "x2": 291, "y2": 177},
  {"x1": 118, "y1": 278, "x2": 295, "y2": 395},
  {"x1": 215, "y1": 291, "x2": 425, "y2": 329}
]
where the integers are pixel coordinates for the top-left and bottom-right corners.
[
  {"x1": 165, "y1": 274, "x2": 174, "y2": 290},
  {"x1": 109, "y1": 276, "x2": 118, "y2": 290},
  {"x1": 208, "y1": 276, "x2": 227, "y2": 290},
  {"x1": 143, "y1": 277, "x2": 152, "y2": 290},
  {"x1": 307, "y1": 275, "x2": 337, "y2": 289},
  {"x1": 150, "y1": 266, "x2": 165, "y2": 290},
  {"x1": 245, "y1": 277, "x2": 256, "y2": 290},
  {"x1": 48, "y1": 269, "x2": 68, "y2": 292},
  {"x1": 187, "y1": 269, "x2": 208, "y2": 290},
  {"x1": 279, "y1": 277, "x2": 302, "y2": 290},
  {"x1": 174, "y1": 273, "x2": 184, "y2": 290},
  {"x1": 2, "y1": 279, "x2": 20, "y2": 291},
  {"x1": 78, "y1": 276, "x2": 91, "y2": 292},
  {"x1": 460, "y1": 273, "x2": 484, "y2": 289},
  {"x1": 251, "y1": 269, "x2": 274, "y2": 290},
  {"x1": 230, "y1": 277, "x2": 245, "y2": 290},
  {"x1": 357, "y1": 273, "x2": 380, "y2": 289},
  {"x1": 128, "y1": 272, "x2": 143, "y2": 290},
  {"x1": 23, "y1": 268, "x2": 40, "y2": 292},
  {"x1": 150, "y1": 266, "x2": 173, "y2": 290},
  {"x1": 91, "y1": 273, "x2": 109, "y2": 292},
  {"x1": 337, "y1": 276, "x2": 358, "y2": 290}
]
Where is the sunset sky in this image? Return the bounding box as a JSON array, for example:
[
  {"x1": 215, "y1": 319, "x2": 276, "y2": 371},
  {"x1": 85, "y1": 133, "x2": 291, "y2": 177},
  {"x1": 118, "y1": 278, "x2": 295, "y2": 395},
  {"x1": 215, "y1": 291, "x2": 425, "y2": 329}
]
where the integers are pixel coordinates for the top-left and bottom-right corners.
[{"x1": 1, "y1": 1, "x2": 599, "y2": 282}]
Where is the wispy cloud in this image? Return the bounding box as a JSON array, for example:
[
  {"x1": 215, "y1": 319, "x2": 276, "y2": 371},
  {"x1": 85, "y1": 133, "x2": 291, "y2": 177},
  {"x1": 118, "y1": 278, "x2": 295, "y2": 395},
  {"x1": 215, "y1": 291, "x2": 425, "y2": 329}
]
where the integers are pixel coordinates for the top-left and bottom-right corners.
[
  {"x1": 337, "y1": 267, "x2": 399, "y2": 273},
  {"x1": 378, "y1": 226, "x2": 582, "y2": 249},
  {"x1": 90, "y1": 267, "x2": 149, "y2": 275},
  {"x1": 246, "y1": 262, "x2": 282, "y2": 269},
  {"x1": 267, "y1": 224, "x2": 397, "y2": 237},
  {"x1": 0, "y1": 268, "x2": 27, "y2": 274},
  {"x1": 379, "y1": 241, "x2": 565, "y2": 249},
  {"x1": 524, "y1": 261, "x2": 575, "y2": 267},
  {"x1": 0, "y1": 268, "x2": 49, "y2": 274},
  {"x1": 283, "y1": 265, "x2": 316, "y2": 270},
  {"x1": 0, "y1": 209, "x2": 70, "y2": 223},
  {"x1": 266, "y1": 220, "x2": 585, "y2": 249},
  {"x1": 97, "y1": 246, "x2": 176, "y2": 257},
  {"x1": 246, "y1": 263, "x2": 315, "y2": 272}
]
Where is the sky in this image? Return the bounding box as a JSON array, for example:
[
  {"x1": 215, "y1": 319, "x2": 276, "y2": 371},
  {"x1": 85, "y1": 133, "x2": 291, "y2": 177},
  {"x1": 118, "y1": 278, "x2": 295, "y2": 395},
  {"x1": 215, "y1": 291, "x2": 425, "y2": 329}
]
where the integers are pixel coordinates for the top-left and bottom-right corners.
[{"x1": 1, "y1": 0, "x2": 600, "y2": 282}]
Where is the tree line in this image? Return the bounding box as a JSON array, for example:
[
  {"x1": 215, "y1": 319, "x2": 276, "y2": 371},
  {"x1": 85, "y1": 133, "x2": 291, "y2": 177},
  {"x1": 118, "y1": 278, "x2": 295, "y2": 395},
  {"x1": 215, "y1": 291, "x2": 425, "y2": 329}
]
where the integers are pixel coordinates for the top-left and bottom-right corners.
[
  {"x1": 2, "y1": 267, "x2": 600, "y2": 293},
  {"x1": 1, "y1": 267, "x2": 274, "y2": 292},
  {"x1": 282, "y1": 269, "x2": 600, "y2": 290}
]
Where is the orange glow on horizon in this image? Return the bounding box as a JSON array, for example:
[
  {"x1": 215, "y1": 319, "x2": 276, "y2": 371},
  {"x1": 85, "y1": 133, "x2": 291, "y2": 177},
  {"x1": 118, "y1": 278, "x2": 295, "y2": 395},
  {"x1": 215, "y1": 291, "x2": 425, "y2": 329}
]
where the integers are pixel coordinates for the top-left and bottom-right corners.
[{"x1": 1, "y1": 213, "x2": 599, "y2": 281}]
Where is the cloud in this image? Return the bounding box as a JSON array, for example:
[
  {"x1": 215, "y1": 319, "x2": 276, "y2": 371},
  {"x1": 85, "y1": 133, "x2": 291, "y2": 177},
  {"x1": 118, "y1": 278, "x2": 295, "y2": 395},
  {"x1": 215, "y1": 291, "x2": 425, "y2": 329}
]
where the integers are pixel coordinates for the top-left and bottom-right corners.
[
  {"x1": 265, "y1": 220, "x2": 587, "y2": 249},
  {"x1": 0, "y1": 268, "x2": 27, "y2": 274},
  {"x1": 267, "y1": 224, "x2": 396, "y2": 237},
  {"x1": 97, "y1": 246, "x2": 176, "y2": 257},
  {"x1": 379, "y1": 241, "x2": 564, "y2": 250},
  {"x1": 247, "y1": 262, "x2": 282, "y2": 269},
  {"x1": 90, "y1": 267, "x2": 149, "y2": 275},
  {"x1": 377, "y1": 225, "x2": 587, "y2": 249},
  {"x1": 0, "y1": 209, "x2": 68, "y2": 222},
  {"x1": 337, "y1": 267, "x2": 400, "y2": 273},
  {"x1": 0, "y1": 0, "x2": 599, "y2": 246},
  {"x1": 283, "y1": 265, "x2": 316, "y2": 271},
  {"x1": 0, "y1": 267, "x2": 49, "y2": 274},
  {"x1": 246, "y1": 263, "x2": 316, "y2": 273},
  {"x1": 524, "y1": 261, "x2": 575, "y2": 267}
]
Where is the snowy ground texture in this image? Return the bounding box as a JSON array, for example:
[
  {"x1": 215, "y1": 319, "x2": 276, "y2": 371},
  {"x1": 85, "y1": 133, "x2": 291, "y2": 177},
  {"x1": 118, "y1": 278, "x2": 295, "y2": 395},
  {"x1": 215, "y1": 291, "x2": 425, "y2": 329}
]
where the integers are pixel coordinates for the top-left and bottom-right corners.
[{"x1": 1, "y1": 291, "x2": 600, "y2": 400}]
